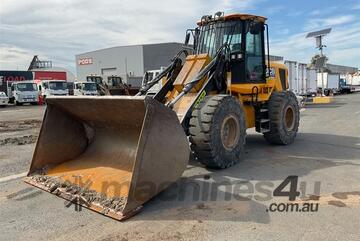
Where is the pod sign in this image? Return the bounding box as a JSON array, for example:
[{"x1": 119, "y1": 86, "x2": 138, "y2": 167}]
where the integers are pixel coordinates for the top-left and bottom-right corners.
[{"x1": 78, "y1": 58, "x2": 93, "y2": 65}]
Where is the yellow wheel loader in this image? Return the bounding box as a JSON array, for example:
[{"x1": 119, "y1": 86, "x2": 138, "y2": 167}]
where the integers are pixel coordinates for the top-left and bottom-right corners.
[{"x1": 25, "y1": 13, "x2": 300, "y2": 220}]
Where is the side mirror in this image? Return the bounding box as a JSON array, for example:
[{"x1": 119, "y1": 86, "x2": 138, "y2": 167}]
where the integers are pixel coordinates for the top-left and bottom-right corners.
[
  {"x1": 249, "y1": 21, "x2": 263, "y2": 35},
  {"x1": 184, "y1": 32, "x2": 191, "y2": 45}
]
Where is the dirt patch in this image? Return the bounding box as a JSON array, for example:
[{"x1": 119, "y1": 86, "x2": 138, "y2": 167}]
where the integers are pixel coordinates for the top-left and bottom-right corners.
[
  {"x1": 0, "y1": 120, "x2": 42, "y2": 133},
  {"x1": 328, "y1": 200, "x2": 347, "y2": 207},
  {"x1": 0, "y1": 135, "x2": 38, "y2": 146}
]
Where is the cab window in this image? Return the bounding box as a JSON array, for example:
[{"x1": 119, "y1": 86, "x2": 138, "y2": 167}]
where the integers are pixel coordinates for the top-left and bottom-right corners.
[{"x1": 245, "y1": 24, "x2": 265, "y2": 82}]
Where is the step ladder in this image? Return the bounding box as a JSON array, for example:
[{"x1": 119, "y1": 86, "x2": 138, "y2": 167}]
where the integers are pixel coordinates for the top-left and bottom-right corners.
[{"x1": 255, "y1": 107, "x2": 270, "y2": 133}]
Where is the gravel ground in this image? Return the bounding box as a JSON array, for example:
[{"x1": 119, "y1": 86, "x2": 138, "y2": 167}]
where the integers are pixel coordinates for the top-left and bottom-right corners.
[{"x1": 0, "y1": 95, "x2": 359, "y2": 241}]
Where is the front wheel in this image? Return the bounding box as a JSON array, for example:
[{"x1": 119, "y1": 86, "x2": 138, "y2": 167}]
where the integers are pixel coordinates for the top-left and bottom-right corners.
[
  {"x1": 189, "y1": 95, "x2": 247, "y2": 169},
  {"x1": 264, "y1": 91, "x2": 300, "y2": 145}
]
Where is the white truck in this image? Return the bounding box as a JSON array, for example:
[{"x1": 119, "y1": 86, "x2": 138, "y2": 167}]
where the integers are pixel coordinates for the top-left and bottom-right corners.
[
  {"x1": 9, "y1": 81, "x2": 39, "y2": 105},
  {"x1": 37, "y1": 80, "x2": 68, "y2": 99},
  {"x1": 73, "y1": 81, "x2": 99, "y2": 96},
  {"x1": 341, "y1": 72, "x2": 360, "y2": 93},
  {"x1": 317, "y1": 73, "x2": 340, "y2": 95},
  {"x1": 141, "y1": 68, "x2": 165, "y2": 95}
]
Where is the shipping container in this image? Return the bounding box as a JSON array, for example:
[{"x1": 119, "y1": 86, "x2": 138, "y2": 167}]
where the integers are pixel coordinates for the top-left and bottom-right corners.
[
  {"x1": 345, "y1": 72, "x2": 360, "y2": 86},
  {"x1": 317, "y1": 72, "x2": 340, "y2": 93},
  {"x1": 33, "y1": 71, "x2": 67, "y2": 81},
  {"x1": 284, "y1": 61, "x2": 308, "y2": 95},
  {"x1": 341, "y1": 72, "x2": 360, "y2": 93},
  {"x1": 306, "y1": 69, "x2": 317, "y2": 94},
  {"x1": 0, "y1": 71, "x2": 33, "y2": 96},
  {"x1": 298, "y1": 63, "x2": 307, "y2": 95}
]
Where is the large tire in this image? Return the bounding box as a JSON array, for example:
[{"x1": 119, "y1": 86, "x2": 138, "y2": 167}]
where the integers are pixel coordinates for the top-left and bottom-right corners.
[
  {"x1": 189, "y1": 95, "x2": 246, "y2": 169},
  {"x1": 264, "y1": 91, "x2": 300, "y2": 145}
]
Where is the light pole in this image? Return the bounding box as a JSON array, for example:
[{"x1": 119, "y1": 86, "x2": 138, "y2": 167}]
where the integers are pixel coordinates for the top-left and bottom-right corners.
[{"x1": 306, "y1": 28, "x2": 332, "y2": 97}]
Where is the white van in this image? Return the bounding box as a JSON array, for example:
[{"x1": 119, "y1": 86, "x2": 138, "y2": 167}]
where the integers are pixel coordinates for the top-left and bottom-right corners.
[
  {"x1": 73, "y1": 81, "x2": 99, "y2": 96},
  {"x1": 9, "y1": 81, "x2": 39, "y2": 105},
  {"x1": 37, "y1": 80, "x2": 68, "y2": 98}
]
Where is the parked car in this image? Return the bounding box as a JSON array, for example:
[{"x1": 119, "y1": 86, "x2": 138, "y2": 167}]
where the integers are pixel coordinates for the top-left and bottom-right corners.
[{"x1": 0, "y1": 91, "x2": 9, "y2": 107}]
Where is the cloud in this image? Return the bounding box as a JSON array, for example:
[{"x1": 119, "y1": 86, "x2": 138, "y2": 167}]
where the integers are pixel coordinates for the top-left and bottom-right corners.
[
  {"x1": 0, "y1": 45, "x2": 38, "y2": 70},
  {"x1": 0, "y1": 0, "x2": 359, "y2": 73},
  {"x1": 0, "y1": 0, "x2": 262, "y2": 73},
  {"x1": 264, "y1": 6, "x2": 285, "y2": 15},
  {"x1": 309, "y1": 6, "x2": 337, "y2": 16},
  {"x1": 303, "y1": 15, "x2": 356, "y2": 31},
  {"x1": 270, "y1": 22, "x2": 360, "y2": 67}
]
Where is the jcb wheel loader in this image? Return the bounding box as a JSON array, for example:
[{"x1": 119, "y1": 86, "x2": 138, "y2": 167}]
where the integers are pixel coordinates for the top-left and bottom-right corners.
[{"x1": 25, "y1": 13, "x2": 299, "y2": 220}]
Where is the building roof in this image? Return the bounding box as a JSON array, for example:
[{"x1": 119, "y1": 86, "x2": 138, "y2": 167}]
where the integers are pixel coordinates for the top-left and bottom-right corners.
[
  {"x1": 76, "y1": 42, "x2": 184, "y2": 57},
  {"x1": 326, "y1": 64, "x2": 358, "y2": 74}
]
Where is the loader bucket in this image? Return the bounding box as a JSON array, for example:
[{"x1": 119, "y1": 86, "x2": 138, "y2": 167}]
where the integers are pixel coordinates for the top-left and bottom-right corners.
[{"x1": 25, "y1": 96, "x2": 190, "y2": 220}]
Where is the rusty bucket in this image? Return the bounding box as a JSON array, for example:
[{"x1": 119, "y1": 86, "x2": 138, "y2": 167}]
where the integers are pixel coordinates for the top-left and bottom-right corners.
[{"x1": 25, "y1": 96, "x2": 189, "y2": 220}]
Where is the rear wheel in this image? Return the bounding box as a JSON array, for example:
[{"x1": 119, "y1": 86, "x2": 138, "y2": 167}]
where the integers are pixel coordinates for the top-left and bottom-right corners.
[
  {"x1": 264, "y1": 91, "x2": 299, "y2": 145},
  {"x1": 189, "y1": 95, "x2": 246, "y2": 169}
]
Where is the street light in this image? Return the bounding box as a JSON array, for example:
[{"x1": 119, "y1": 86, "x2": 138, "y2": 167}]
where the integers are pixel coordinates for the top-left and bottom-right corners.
[{"x1": 306, "y1": 28, "x2": 332, "y2": 96}]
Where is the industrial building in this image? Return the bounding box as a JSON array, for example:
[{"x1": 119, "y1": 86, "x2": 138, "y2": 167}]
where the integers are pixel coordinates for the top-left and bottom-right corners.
[{"x1": 75, "y1": 42, "x2": 184, "y2": 87}]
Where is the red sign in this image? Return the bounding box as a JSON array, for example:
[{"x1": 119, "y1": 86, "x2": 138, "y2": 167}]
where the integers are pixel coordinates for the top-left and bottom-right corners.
[
  {"x1": 34, "y1": 71, "x2": 67, "y2": 80},
  {"x1": 78, "y1": 58, "x2": 93, "y2": 65}
]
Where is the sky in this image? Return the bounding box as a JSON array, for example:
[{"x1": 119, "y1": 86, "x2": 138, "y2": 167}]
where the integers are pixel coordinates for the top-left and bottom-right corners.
[{"x1": 0, "y1": 0, "x2": 359, "y2": 75}]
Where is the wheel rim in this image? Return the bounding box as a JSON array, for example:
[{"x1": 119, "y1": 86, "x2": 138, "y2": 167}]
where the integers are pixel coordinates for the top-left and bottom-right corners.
[
  {"x1": 284, "y1": 105, "x2": 295, "y2": 131},
  {"x1": 220, "y1": 114, "x2": 240, "y2": 151}
]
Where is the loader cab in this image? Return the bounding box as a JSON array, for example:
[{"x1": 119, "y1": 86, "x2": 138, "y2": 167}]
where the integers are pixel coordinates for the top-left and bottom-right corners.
[
  {"x1": 194, "y1": 14, "x2": 267, "y2": 84},
  {"x1": 107, "y1": 76, "x2": 123, "y2": 87},
  {"x1": 86, "y1": 75, "x2": 103, "y2": 91},
  {"x1": 86, "y1": 76, "x2": 103, "y2": 85}
]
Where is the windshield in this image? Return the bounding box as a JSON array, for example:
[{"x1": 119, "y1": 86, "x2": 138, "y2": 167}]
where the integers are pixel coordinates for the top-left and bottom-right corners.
[
  {"x1": 83, "y1": 82, "x2": 97, "y2": 91},
  {"x1": 16, "y1": 83, "x2": 37, "y2": 91},
  {"x1": 87, "y1": 76, "x2": 102, "y2": 85},
  {"x1": 49, "y1": 82, "x2": 67, "y2": 90},
  {"x1": 197, "y1": 20, "x2": 242, "y2": 57},
  {"x1": 108, "y1": 77, "x2": 122, "y2": 86}
]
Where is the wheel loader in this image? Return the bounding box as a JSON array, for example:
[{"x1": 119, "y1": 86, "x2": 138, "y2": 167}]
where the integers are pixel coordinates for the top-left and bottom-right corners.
[{"x1": 25, "y1": 13, "x2": 300, "y2": 220}]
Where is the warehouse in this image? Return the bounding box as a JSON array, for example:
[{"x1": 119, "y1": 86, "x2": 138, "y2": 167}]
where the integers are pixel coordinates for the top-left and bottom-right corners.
[{"x1": 75, "y1": 42, "x2": 184, "y2": 87}]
